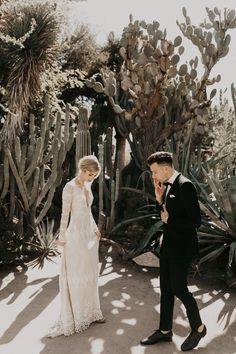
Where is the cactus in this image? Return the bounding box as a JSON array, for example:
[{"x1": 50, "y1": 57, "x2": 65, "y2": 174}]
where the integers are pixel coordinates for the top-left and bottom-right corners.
[
  {"x1": 1, "y1": 155, "x2": 9, "y2": 199},
  {"x1": 105, "y1": 127, "x2": 113, "y2": 178},
  {"x1": 85, "y1": 16, "x2": 186, "y2": 167},
  {"x1": 87, "y1": 9, "x2": 236, "y2": 172},
  {"x1": 9, "y1": 173, "x2": 15, "y2": 219},
  {"x1": 98, "y1": 135, "x2": 104, "y2": 226},
  {"x1": 97, "y1": 129, "x2": 121, "y2": 232},
  {"x1": 75, "y1": 107, "x2": 91, "y2": 170},
  {"x1": 231, "y1": 83, "x2": 236, "y2": 115},
  {"x1": 0, "y1": 95, "x2": 74, "y2": 227}
]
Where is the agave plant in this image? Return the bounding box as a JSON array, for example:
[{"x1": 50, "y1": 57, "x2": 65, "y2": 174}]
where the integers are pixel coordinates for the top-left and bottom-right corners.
[
  {"x1": 27, "y1": 218, "x2": 59, "y2": 269},
  {"x1": 191, "y1": 164, "x2": 236, "y2": 287},
  {"x1": 108, "y1": 187, "x2": 163, "y2": 259}
]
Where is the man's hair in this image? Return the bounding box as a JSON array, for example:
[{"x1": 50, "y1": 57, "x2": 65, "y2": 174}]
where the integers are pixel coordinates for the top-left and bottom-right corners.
[{"x1": 147, "y1": 151, "x2": 173, "y2": 167}]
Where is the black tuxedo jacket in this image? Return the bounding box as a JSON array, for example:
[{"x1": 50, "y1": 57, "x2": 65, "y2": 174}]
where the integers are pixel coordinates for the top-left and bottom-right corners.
[{"x1": 158, "y1": 174, "x2": 201, "y2": 260}]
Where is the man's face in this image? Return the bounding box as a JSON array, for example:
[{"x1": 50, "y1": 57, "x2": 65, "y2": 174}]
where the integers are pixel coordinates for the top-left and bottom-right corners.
[{"x1": 150, "y1": 162, "x2": 168, "y2": 184}]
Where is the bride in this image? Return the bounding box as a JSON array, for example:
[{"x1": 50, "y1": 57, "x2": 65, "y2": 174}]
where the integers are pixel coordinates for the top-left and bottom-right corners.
[{"x1": 47, "y1": 155, "x2": 105, "y2": 337}]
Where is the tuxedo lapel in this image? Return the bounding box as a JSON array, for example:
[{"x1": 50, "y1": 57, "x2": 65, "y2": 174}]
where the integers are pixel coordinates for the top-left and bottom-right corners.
[
  {"x1": 162, "y1": 187, "x2": 168, "y2": 203},
  {"x1": 166, "y1": 173, "x2": 181, "y2": 201}
]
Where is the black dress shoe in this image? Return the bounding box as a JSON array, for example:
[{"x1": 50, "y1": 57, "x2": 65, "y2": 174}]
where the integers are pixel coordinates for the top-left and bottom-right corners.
[
  {"x1": 181, "y1": 325, "x2": 207, "y2": 351},
  {"x1": 140, "y1": 329, "x2": 173, "y2": 345}
]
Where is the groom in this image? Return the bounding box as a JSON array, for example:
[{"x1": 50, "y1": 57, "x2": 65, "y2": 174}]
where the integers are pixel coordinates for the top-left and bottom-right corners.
[{"x1": 140, "y1": 151, "x2": 206, "y2": 351}]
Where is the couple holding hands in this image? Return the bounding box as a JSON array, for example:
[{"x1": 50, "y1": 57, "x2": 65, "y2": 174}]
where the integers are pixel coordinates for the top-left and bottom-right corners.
[{"x1": 47, "y1": 152, "x2": 206, "y2": 352}]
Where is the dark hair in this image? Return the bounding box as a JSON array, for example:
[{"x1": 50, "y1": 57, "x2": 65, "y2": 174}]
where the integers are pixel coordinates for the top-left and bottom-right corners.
[{"x1": 147, "y1": 151, "x2": 173, "y2": 167}]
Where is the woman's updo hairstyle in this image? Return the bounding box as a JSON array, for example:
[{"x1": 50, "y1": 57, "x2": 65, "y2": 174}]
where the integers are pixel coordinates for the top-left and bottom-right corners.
[{"x1": 78, "y1": 155, "x2": 101, "y2": 176}]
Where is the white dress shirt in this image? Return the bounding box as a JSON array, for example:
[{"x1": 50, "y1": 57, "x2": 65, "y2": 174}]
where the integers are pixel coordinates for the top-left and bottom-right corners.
[
  {"x1": 165, "y1": 170, "x2": 180, "y2": 201},
  {"x1": 160, "y1": 170, "x2": 180, "y2": 245}
]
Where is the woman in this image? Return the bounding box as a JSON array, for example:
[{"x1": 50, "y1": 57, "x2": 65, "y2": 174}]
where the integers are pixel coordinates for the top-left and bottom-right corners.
[{"x1": 47, "y1": 155, "x2": 105, "y2": 337}]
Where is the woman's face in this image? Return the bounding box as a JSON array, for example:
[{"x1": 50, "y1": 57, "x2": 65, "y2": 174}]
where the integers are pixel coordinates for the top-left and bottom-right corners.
[{"x1": 81, "y1": 169, "x2": 98, "y2": 182}]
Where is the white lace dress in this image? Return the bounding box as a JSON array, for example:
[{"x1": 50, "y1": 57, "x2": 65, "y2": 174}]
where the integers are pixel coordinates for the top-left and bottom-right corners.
[{"x1": 47, "y1": 178, "x2": 103, "y2": 337}]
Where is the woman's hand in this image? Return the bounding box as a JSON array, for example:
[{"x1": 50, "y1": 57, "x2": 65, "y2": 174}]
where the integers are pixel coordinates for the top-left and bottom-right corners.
[
  {"x1": 95, "y1": 230, "x2": 101, "y2": 240},
  {"x1": 153, "y1": 178, "x2": 165, "y2": 204},
  {"x1": 56, "y1": 239, "x2": 66, "y2": 246},
  {"x1": 161, "y1": 204, "x2": 169, "y2": 224}
]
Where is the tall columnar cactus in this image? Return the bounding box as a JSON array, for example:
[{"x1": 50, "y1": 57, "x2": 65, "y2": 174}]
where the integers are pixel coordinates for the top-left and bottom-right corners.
[
  {"x1": 98, "y1": 129, "x2": 120, "y2": 232},
  {"x1": 231, "y1": 83, "x2": 236, "y2": 116},
  {"x1": 109, "y1": 167, "x2": 120, "y2": 230},
  {"x1": 75, "y1": 106, "x2": 91, "y2": 169},
  {"x1": 98, "y1": 135, "x2": 104, "y2": 226},
  {"x1": 0, "y1": 95, "x2": 74, "y2": 227},
  {"x1": 105, "y1": 127, "x2": 113, "y2": 179}
]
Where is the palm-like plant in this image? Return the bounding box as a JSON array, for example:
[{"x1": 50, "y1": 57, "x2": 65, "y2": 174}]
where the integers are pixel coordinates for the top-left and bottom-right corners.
[{"x1": 0, "y1": 2, "x2": 59, "y2": 142}]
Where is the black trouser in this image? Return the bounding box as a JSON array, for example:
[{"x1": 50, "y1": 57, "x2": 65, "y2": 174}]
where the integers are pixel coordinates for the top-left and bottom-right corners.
[{"x1": 159, "y1": 257, "x2": 202, "y2": 332}]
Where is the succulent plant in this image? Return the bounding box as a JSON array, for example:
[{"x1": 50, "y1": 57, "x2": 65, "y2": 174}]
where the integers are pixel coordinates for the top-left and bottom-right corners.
[
  {"x1": 98, "y1": 129, "x2": 120, "y2": 232},
  {"x1": 75, "y1": 106, "x2": 91, "y2": 168},
  {"x1": 0, "y1": 96, "x2": 74, "y2": 228},
  {"x1": 87, "y1": 9, "x2": 235, "y2": 173}
]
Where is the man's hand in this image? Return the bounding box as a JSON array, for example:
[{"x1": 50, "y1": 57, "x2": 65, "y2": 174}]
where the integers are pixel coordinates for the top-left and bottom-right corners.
[
  {"x1": 95, "y1": 230, "x2": 101, "y2": 240},
  {"x1": 161, "y1": 204, "x2": 169, "y2": 224},
  {"x1": 153, "y1": 178, "x2": 165, "y2": 204}
]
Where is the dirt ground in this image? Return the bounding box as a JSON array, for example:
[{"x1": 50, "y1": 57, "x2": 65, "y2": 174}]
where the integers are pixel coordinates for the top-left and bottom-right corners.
[{"x1": 0, "y1": 244, "x2": 236, "y2": 354}]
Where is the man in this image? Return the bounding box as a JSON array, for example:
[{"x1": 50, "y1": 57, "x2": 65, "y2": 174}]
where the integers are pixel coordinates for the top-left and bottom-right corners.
[{"x1": 140, "y1": 151, "x2": 206, "y2": 351}]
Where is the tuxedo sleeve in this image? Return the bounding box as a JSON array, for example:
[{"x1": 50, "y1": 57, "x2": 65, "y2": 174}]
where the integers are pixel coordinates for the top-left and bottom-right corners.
[
  {"x1": 167, "y1": 182, "x2": 201, "y2": 229},
  {"x1": 156, "y1": 201, "x2": 164, "y2": 214}
]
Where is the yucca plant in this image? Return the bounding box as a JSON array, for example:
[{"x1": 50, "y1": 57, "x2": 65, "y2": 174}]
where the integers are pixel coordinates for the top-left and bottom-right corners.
[
  {"x1": 191, "y1": 165, "x2": 236, "y2": 287},
  {"x1": 0, "y1": 2, "x2": 59, "y2": 142},
  {"x1": 27, "y1": 218, "x2": 59, "y2": 269}
]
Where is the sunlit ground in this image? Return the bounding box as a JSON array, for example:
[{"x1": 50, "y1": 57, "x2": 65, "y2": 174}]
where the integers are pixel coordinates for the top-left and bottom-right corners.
[{"x1": 0, "y1": 245, "x2": 236, "y2": 354}]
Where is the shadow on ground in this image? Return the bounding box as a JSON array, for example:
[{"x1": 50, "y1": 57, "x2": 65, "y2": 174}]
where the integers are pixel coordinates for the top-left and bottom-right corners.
[{"x1": 0, "y1": 243, "x2": 236, "y2": 354}]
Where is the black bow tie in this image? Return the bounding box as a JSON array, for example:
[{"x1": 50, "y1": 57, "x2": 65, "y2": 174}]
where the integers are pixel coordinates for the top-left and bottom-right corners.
[{"x1": 164, "y1": 182, "x2": 172, "y2": 187}]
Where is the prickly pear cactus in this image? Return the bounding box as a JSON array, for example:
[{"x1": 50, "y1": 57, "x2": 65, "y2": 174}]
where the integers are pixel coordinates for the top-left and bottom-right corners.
[{"x1": 86, "y1": 9, "x2": 236, "y2": 171}]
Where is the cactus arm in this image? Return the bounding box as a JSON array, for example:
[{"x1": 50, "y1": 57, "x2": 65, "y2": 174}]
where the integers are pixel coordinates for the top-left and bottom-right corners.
[
  {"x1": 1, "y1": 154, "x2": 10, "y2": 199},
  {"x1": 5, "y1": 148, "x2": 30, "y2": 211}
]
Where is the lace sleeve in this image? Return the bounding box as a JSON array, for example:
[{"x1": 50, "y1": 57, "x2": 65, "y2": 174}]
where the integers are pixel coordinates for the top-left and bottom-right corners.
[
  {"x1": 59, "y1": 183, "x2": 73, "y2": 241},
  {"x1": 87, "y1": 182, "x2": 99, "y2": 233}
]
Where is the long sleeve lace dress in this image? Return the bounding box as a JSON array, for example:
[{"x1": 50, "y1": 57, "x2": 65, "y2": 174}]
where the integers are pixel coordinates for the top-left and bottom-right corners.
[{"x1": 47, "y1": 178, "x2": 103, "y2": 337}]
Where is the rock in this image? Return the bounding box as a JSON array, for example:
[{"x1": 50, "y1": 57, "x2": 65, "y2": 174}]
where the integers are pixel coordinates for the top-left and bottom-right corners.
[{"x1": 133, "y1": 252, "x2": 160, "y2": 267}]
